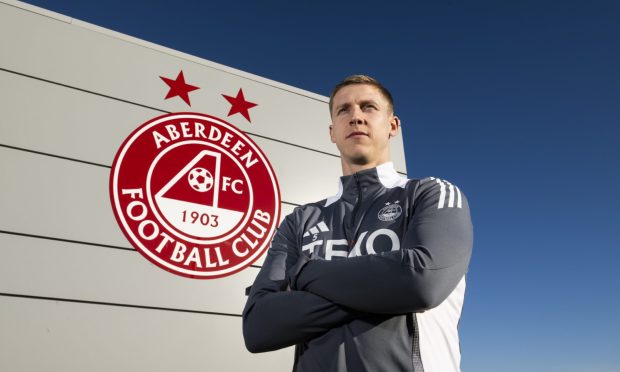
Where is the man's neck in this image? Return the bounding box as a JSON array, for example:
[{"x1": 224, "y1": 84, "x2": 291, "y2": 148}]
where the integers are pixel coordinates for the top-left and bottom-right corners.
[{"x1": 341, "y1": 160, "x2": 390, "y2": 176}]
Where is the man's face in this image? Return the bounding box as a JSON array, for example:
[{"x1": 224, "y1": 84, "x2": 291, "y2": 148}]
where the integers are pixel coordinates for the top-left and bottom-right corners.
[{"x1": 330, "y1": 84, "x2": 399, "y2": 170}]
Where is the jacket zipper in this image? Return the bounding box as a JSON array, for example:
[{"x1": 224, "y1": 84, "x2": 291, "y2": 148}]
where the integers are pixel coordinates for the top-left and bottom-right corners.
[{"x1": 345, "y1": 173, "x2": 363, "y2": 249}]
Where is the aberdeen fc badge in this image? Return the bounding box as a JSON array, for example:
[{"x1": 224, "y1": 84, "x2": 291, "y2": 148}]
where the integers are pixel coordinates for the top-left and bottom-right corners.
[
  {"x1": 110, "y1": 113, "x2": 280, "y2": 279},
  {"x1": 378, "y1": 202, "x2": 402, "y2": 222}
]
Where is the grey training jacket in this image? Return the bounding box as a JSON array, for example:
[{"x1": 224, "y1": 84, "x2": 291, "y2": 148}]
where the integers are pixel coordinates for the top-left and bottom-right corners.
[{"x1": 243, "y1": 162, "x2": 473, "y2": 371}]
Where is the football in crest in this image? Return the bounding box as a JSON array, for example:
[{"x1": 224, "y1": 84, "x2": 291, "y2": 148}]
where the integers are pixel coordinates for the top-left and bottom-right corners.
[{"x1": 187, "y1": 167, "x2": 214, "y2": 192}]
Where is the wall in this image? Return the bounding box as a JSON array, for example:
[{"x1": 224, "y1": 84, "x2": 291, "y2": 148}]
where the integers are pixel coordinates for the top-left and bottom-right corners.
[{"x1": 0, "y1": 1, "x2": 407, "y2": 370}]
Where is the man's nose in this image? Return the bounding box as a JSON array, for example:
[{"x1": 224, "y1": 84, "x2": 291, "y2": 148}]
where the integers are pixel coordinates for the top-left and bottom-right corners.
[{"x1": 349, "y1": 107, "x2": 364, "y2": 125}]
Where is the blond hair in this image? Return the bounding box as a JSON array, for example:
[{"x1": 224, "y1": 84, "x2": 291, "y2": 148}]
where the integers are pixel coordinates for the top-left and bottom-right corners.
[{"x1": 328, "y1": 75, "x2": 394, "y2": 115}]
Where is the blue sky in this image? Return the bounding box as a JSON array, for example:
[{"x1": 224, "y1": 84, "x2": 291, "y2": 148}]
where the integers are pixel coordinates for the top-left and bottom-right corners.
[{"x1": 23, "y1": 0, "x2": 620, "y2": 370}]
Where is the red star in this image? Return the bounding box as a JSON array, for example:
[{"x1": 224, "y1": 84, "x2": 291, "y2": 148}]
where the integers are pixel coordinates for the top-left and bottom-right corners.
[
  {"x1": 222, "y1": 88, "x2": 258, "y2": 122},
  {"x1": 160, "y1": 71, "x2": 200, "y2": 106}
]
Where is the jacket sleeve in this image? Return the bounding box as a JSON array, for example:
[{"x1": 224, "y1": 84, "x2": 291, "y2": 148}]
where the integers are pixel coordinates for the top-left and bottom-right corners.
[
  {"x1": 242, "y1": 209, "x2": 358, "y2": 353},
  {"x1": 291, "y1": 179, "x2": 473, "y2": 314}
]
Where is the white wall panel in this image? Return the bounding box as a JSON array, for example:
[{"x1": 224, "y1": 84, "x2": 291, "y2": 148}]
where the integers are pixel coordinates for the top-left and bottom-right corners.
[
  {"x1": 0, "y1": 146, "x2": 128, "y2": 247},
  {"x1": 0, "y1": 69, "x2": 160, "y2": 166},
  {"x1": 0, "y1": 295, "x2": 293, "y2": 372},
  {"x1": 0, "y1": 233, "x2": 256, "y2": 314}
]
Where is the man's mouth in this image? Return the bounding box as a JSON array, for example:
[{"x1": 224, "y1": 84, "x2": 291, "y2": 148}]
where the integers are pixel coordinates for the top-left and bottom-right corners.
[{"x1": 346, "y1": 131, "x2": 368, "y2": 139}]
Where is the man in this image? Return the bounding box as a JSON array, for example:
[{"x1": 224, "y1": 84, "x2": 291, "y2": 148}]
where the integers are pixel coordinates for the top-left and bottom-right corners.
[{"x1": 243, "y1": 75, "x2": 473, "y2": 371}]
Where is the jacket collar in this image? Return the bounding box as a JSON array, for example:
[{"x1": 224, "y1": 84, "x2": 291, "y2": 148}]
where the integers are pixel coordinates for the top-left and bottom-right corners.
[{"x1": 325, "y1": 162, "x2": 406, "y2": 207}]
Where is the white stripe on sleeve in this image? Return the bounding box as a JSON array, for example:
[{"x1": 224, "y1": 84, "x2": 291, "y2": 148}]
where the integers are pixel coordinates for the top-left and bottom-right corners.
[
  {"x1": 436, "y1": 179, "x2": 446, "y2": 209},
  {"x1": 447, "y1": 182, "x2": 455, "y2": 208}
]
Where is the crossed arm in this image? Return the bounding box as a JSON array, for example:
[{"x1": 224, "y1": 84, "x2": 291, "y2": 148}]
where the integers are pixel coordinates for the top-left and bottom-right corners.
[{"x1": 242, "y1": 182, "x2": 473, "y2": 352}]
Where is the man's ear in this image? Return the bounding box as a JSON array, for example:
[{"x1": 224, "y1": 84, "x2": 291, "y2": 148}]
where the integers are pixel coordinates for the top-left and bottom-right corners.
[
  {"x1": 329, "y1": 124, "x2": 336, "y2": 143},
  {"x1": 388, "y1": 116, "x2": 400, "y2": 138}
]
